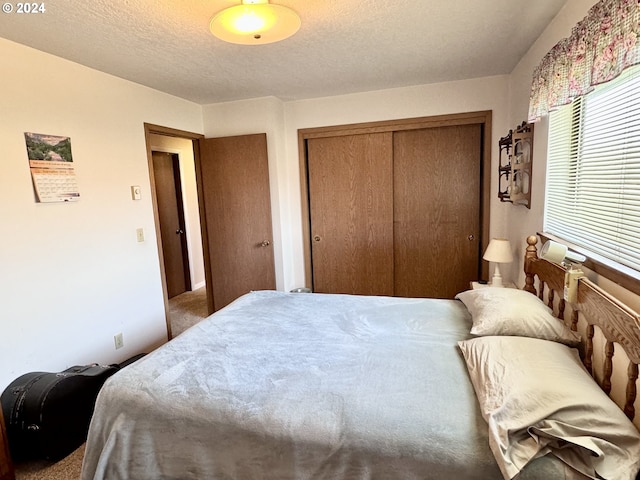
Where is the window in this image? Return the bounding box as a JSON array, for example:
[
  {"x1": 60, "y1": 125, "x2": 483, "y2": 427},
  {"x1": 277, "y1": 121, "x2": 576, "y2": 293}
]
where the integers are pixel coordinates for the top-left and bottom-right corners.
[{"x1": 545, "y1": 65, "x2": 640, "y2": 273}]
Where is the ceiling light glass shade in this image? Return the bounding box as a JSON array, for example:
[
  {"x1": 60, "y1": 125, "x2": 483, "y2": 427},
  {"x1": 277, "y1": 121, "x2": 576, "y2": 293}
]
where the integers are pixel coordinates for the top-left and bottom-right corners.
[{"x1": 210, "y1": 0, "x2": 301, "y2": 45}]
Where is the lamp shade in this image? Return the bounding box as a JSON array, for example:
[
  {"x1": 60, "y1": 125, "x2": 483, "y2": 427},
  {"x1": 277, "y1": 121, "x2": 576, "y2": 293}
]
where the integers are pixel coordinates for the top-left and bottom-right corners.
[
  {"x1": 540, "y1": 240, "x2": 586, "y2": 264},
  {"x1": 210, "y1": 0, "x2": 301, "y2": 45},
  {"x1": 483, "y1": 238, "x2": 513, "y2": 264}
]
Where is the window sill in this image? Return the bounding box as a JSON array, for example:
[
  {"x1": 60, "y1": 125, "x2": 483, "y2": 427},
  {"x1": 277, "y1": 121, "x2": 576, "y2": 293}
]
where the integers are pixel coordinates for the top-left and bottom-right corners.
[{"x1": 539, "y1": 232, "x2": 640, "y2": 297}]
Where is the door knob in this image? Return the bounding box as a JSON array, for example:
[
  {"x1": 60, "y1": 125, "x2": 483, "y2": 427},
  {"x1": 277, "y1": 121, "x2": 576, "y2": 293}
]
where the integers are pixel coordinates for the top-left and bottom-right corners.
[
  {"x1": 176, "y1": 229, "x2": 184, "y2": 235},
  {"x1": 313, "y1": 235, "x2": 321, "y2": 242},
  {"x1": 260, "y1": 240, "x2": 271, "y2": 247},
  {"x1": 467, "y1": 234, "x2": 475, "y2": 241}
]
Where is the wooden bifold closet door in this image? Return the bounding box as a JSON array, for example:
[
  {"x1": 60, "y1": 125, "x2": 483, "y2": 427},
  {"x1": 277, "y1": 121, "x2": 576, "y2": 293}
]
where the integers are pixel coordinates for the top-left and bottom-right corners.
[{"x1": 306, "y1": 120, "x2": 484, "y2": 299}]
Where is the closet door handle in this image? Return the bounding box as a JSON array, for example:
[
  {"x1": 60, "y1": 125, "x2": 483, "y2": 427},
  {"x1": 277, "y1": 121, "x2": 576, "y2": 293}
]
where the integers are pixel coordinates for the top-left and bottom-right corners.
[
  {"x1": 176, "y1": 229, "x2": 184, "y2": 235},
  {"x1": 467, "y1": 234, "x2": 475, "y2": 241},
  {"x1": 313, "y1": 235, "x2": 322, "y2": 242},
  {"x1": 260, "y1": 240, "x2": 271, "y2": 247}
]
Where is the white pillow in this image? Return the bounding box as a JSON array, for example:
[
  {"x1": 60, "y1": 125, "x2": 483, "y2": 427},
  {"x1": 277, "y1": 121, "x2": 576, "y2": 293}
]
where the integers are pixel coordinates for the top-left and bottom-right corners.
[
  {"x1": 455, "y1": 287, "x2": 580, "y2": 346},
  {"x1": 458, "y1": 336, "x2": 640, "y2": 480}
]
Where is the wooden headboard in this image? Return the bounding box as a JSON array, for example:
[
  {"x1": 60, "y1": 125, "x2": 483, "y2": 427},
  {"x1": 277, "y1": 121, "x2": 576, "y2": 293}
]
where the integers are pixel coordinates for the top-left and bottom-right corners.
[{"x1": 523, "y1": 235, "x2": 640, "y2": 421}]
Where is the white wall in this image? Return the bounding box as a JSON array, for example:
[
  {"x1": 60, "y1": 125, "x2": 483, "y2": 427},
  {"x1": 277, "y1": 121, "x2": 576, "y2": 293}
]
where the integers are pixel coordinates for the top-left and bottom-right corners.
[
  {"x1": 203, "y1": 76, "x2": 512, "y2": 290},
  {"x1": 0, "y1": 38, "x2": 203, "y2": 392},
  {"x1": 148, "y1": 135, "x2": 205, "y2": 290},
  {"x1": 505, "y1": 0, "x2": 598, "y2": 286}
]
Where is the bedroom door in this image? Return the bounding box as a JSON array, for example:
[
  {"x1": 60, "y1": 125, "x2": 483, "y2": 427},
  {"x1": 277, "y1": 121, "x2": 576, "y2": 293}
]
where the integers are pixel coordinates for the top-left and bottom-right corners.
[
  {"x1": 307, "y1": 133, "x2": 394, "y2": 295},
  {"x1": 393, "y1": 125, "x2": 481, "y2": 298},
  {"x1": 198, "y1": 133, "x2": 276, "y2": 311},
  {"x1": 152, "y1": 151, "x2": 191, "y2": 299}
]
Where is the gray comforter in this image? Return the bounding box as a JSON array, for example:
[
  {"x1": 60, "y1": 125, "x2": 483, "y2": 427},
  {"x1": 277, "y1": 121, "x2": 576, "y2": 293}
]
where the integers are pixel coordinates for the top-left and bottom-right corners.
[{"x1": 81, "y1": 291, "x2": 576, "y2": 479}]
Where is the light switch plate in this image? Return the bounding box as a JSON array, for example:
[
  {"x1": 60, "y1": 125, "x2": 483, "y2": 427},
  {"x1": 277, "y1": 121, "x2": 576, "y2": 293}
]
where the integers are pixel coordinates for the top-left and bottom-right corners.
[
  {"x1": 114, "y1": 333, "x2": 124, "y2": 350},
  {"x1": 131, "y1": 185, "x2": 142, "y2": 200}
]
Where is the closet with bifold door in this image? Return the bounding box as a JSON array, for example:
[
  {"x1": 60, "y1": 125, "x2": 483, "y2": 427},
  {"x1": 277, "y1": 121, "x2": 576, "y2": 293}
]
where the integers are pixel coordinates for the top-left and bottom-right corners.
[{"x1": 300, "y1": 111, "x2": 492, "y2": 299}]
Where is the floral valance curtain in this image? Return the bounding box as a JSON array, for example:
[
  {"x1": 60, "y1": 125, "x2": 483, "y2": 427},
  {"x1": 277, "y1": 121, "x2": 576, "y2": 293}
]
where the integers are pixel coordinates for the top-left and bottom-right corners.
[{"x1": 528, "y1": 0, "x2": 640, "y2": 123}]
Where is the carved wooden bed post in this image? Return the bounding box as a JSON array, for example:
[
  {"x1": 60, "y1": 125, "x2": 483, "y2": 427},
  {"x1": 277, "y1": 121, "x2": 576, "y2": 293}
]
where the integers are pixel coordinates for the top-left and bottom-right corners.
[{"x1": 524, "y1": 235, "x2": 538, "y2": 295}]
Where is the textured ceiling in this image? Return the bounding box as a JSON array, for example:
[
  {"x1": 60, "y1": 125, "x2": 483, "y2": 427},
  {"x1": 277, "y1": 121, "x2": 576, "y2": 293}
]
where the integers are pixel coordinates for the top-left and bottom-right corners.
[{"x1": 0, "y1": 0, "x2": 567, "y2": 104}]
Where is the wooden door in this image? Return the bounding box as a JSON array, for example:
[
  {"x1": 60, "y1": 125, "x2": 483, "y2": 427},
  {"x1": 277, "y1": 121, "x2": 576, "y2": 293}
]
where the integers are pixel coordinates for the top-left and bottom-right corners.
[
  {"x1": 307, "y1": 133, "x2": 394, "y2": 295},
  {"x1": 152, "y1": 151, "x2": 191, "y2": 299},
  {"x1": 198, "y1": 134, "x2": 276, "y2": 311},
  {"x1": 0, "y1": 408, "x2": 14, "y2": 480},
  {"x1": 393, "y1": 125, "x2": 481, "y2": 298}
]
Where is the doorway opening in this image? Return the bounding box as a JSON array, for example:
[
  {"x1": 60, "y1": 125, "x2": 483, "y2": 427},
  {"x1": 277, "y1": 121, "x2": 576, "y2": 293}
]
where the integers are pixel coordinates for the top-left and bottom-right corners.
[
  {"x1": 152, "y1": 151, "x2": 191, "y2": 298},
  {"x1": 144, "y1": 124, "x2": 209, "y2": 339}
]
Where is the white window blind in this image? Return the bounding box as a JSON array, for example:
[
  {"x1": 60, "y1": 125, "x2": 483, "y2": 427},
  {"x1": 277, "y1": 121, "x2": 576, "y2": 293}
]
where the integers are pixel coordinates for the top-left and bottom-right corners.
[{"x1": 545, "y1": 65, "x2": 640, "y2": 272}]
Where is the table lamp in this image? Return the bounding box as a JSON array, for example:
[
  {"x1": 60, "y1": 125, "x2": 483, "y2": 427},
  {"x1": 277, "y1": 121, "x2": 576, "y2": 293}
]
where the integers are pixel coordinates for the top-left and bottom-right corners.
[{"x1": 483, "y1": 238, "x2": 513, "y2": 287}]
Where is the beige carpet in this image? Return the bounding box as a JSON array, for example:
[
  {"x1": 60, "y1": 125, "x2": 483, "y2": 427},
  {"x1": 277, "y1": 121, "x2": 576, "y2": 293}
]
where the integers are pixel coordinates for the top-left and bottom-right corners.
[
  {"x1": 13, "y1": 287, "x2": 208, "y2": 480},
  {"x1": 14, "y1": 445, "x2": 85, "y2": 480},
  {"x1": 168, "y1": 286, "x2": 209, "y2": 337}
]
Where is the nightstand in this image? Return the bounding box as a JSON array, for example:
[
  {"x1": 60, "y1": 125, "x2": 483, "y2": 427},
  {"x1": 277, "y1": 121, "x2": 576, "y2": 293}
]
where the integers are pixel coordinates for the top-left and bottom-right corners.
[{"x1": 470, "y1": 281, "x2": 517, "y2": 290}]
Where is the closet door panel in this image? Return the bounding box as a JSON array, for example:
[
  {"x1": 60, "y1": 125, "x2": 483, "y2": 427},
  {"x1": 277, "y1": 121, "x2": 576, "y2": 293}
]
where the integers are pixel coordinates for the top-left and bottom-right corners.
[
  {"x1": 393, "y1": 125, "x2": 481, "y2": 298},
  {"x1": 308, "y1": 133, "x2": 394, "y2": 295}
]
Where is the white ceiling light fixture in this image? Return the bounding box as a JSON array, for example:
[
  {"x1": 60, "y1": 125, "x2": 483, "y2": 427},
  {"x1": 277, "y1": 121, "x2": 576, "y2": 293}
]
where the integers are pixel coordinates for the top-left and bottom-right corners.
[{"x1": 210, "y1": 0, "x2": 301, "y2": 45}]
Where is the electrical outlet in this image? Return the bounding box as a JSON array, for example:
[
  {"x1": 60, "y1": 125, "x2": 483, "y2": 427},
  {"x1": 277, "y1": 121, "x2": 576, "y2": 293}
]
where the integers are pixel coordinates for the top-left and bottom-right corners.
[
  {"x1": 114, "y1": 333, "x2": 124, "y2": 350},
  {"x1": 563, "y1": 268, "x2": 584, "y2": 303},
  {"x1": 136, "y1": 228, "x2": 144, "y2": 243}
]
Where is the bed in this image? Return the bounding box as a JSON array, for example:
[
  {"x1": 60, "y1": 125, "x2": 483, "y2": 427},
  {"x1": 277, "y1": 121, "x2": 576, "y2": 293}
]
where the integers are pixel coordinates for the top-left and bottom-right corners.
[{"x1": 81, "y1": 235, "x2": 640, "y2": 480}]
